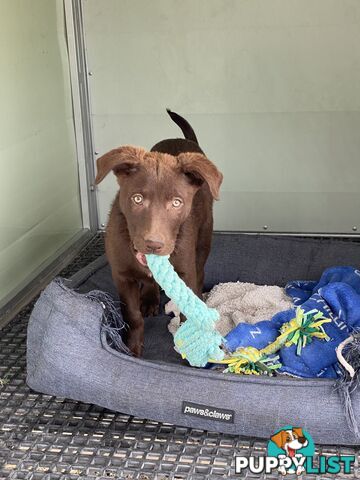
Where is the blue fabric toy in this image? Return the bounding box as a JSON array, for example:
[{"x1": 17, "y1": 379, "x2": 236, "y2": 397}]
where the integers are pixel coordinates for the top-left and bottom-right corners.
[
  {"x1": 225, "y1": 267, "x2": 360, "y2": 378},
  {"x1": 146, "y1": 254, "x2": 224, "y2": 367}
]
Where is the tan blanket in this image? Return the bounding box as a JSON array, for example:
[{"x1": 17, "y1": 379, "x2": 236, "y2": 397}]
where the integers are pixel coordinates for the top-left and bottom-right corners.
[{"x1": 167, "y1": 281, "x2": 293, "y2": 337}]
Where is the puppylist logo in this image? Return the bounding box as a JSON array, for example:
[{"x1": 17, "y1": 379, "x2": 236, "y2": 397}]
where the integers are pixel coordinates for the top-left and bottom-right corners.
[{"x1": 235, "y1": 426, "x2": 355, "y2": 476}]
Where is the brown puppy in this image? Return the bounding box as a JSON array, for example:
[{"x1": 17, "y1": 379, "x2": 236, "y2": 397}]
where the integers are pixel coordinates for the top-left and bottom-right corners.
[{"x1": 95, "y1": 110, "x2": 223, "y2": 356}]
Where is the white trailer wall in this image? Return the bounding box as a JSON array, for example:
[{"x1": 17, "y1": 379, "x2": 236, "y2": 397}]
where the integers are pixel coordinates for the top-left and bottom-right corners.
[
  {"x1": 0, "y1": 0, "x2": 83, "y2": 306},
  {"x1": 83, "y1": 0, "x2": 360, "y2": 234}
]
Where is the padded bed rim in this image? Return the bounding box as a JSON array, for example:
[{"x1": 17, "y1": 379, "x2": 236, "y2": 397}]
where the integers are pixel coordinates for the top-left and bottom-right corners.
[{"x1": 27, "y1": 281, "x2": 360, "y2": 445}]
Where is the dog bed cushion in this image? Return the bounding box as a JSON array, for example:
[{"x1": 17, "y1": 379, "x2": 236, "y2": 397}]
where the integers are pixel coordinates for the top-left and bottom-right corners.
[{"x1": 27, "y1": 233, "x2": 360, "y2": 445}]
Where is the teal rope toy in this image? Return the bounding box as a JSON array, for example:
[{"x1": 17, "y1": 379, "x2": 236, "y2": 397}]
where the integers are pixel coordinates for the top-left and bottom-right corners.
[{"x1": 146, "y1": 254, "x2": 225, "y2": 367}]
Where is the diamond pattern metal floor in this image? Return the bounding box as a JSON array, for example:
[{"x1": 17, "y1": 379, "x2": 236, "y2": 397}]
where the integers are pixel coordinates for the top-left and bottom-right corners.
[{"x1": 0, "y1": 233, "x2": 359, "y2": 479}]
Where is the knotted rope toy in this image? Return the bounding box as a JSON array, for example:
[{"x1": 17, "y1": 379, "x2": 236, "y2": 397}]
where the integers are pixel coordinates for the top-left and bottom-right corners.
[
  {"x1": 211, "y1": 308, "x2": 331, "y2": 375},
  {"x1": 146, "y1": 254, "x2": 225, "y2": 367}
]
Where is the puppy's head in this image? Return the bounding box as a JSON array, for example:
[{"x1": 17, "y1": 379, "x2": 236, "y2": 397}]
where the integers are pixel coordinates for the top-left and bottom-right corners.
[{"x1": 95, "y1": 145, "x2": 222, "y2": 263}]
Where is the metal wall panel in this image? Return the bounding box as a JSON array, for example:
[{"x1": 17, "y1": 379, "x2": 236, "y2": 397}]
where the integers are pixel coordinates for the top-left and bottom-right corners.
[
  {"x1": 0, "y1": 0, "x2": 83, "y2": 304},
  {"x1": 83, "y1": 0, "x2": 360, "y2": 234}
]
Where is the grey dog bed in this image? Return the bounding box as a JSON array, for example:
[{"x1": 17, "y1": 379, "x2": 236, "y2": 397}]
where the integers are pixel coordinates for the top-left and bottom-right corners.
[{"x1": 27, "y1": 233, "x2": 360, "y2": 445}]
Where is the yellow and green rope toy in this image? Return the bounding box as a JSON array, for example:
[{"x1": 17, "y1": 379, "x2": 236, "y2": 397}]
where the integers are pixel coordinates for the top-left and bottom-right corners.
[{"x1": 210, "y1": 308, "x2": 331, "y2": 375}]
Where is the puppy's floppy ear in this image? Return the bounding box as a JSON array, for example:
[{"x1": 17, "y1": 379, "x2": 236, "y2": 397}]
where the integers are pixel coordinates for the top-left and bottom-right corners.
[
  {"x1": 95, "y1": 145, "x2": 146, "y2": 184},
  {"x1": 178, "y1": 152, "x2": 223, "y2": 200},
  {"x1": 270, "y1": 430, "x2": 287, "y2": 449},
  {"x1": 293, "y1": 428, "x2": 304, "y2": 438}
]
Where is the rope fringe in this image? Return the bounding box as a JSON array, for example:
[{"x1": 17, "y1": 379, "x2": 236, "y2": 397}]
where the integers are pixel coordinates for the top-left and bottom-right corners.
[
  {"x1": 335, "y1": 330, "x2": 360, "y2": 439},
  {"x1": 54, "y1": 278, "x2": 131, "y2": 356}
]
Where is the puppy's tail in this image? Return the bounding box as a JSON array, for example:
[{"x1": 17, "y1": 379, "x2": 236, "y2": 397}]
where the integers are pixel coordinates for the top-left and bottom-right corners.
[{"x1": 166, "y1": 108, "x2": 199, "y2": 144}]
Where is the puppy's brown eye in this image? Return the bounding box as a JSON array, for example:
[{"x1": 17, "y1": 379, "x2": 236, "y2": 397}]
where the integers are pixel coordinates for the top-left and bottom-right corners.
[
  {"x1": 132, "y1": 194, "x2": 143, "y2": 205},
  {"x1": 172, "y1": 197, "x2": 183, "y2": 208}
]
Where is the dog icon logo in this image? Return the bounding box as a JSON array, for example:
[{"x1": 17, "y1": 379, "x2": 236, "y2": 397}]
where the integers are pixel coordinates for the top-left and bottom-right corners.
[{"x1": 267, "y1": 426, "x2": 315, "y2": 476}]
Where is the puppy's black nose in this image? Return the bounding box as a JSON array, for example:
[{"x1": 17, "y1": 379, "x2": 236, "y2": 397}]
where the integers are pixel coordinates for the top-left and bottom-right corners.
[
  {"x1": 145, "y1": 239, "x2": 164, "y2": 253},
  {"x1": 298, "y1": 436, "x2": 307, "y2": 444}
]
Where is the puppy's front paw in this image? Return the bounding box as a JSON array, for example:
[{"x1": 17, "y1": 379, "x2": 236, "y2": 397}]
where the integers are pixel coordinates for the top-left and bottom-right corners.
[
  {"x1": 127, "y1": 329, "x2": 144, "y2": 357},
  {"x1": 140, "y1": 300, "x2": 159, "y2": 317}
]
